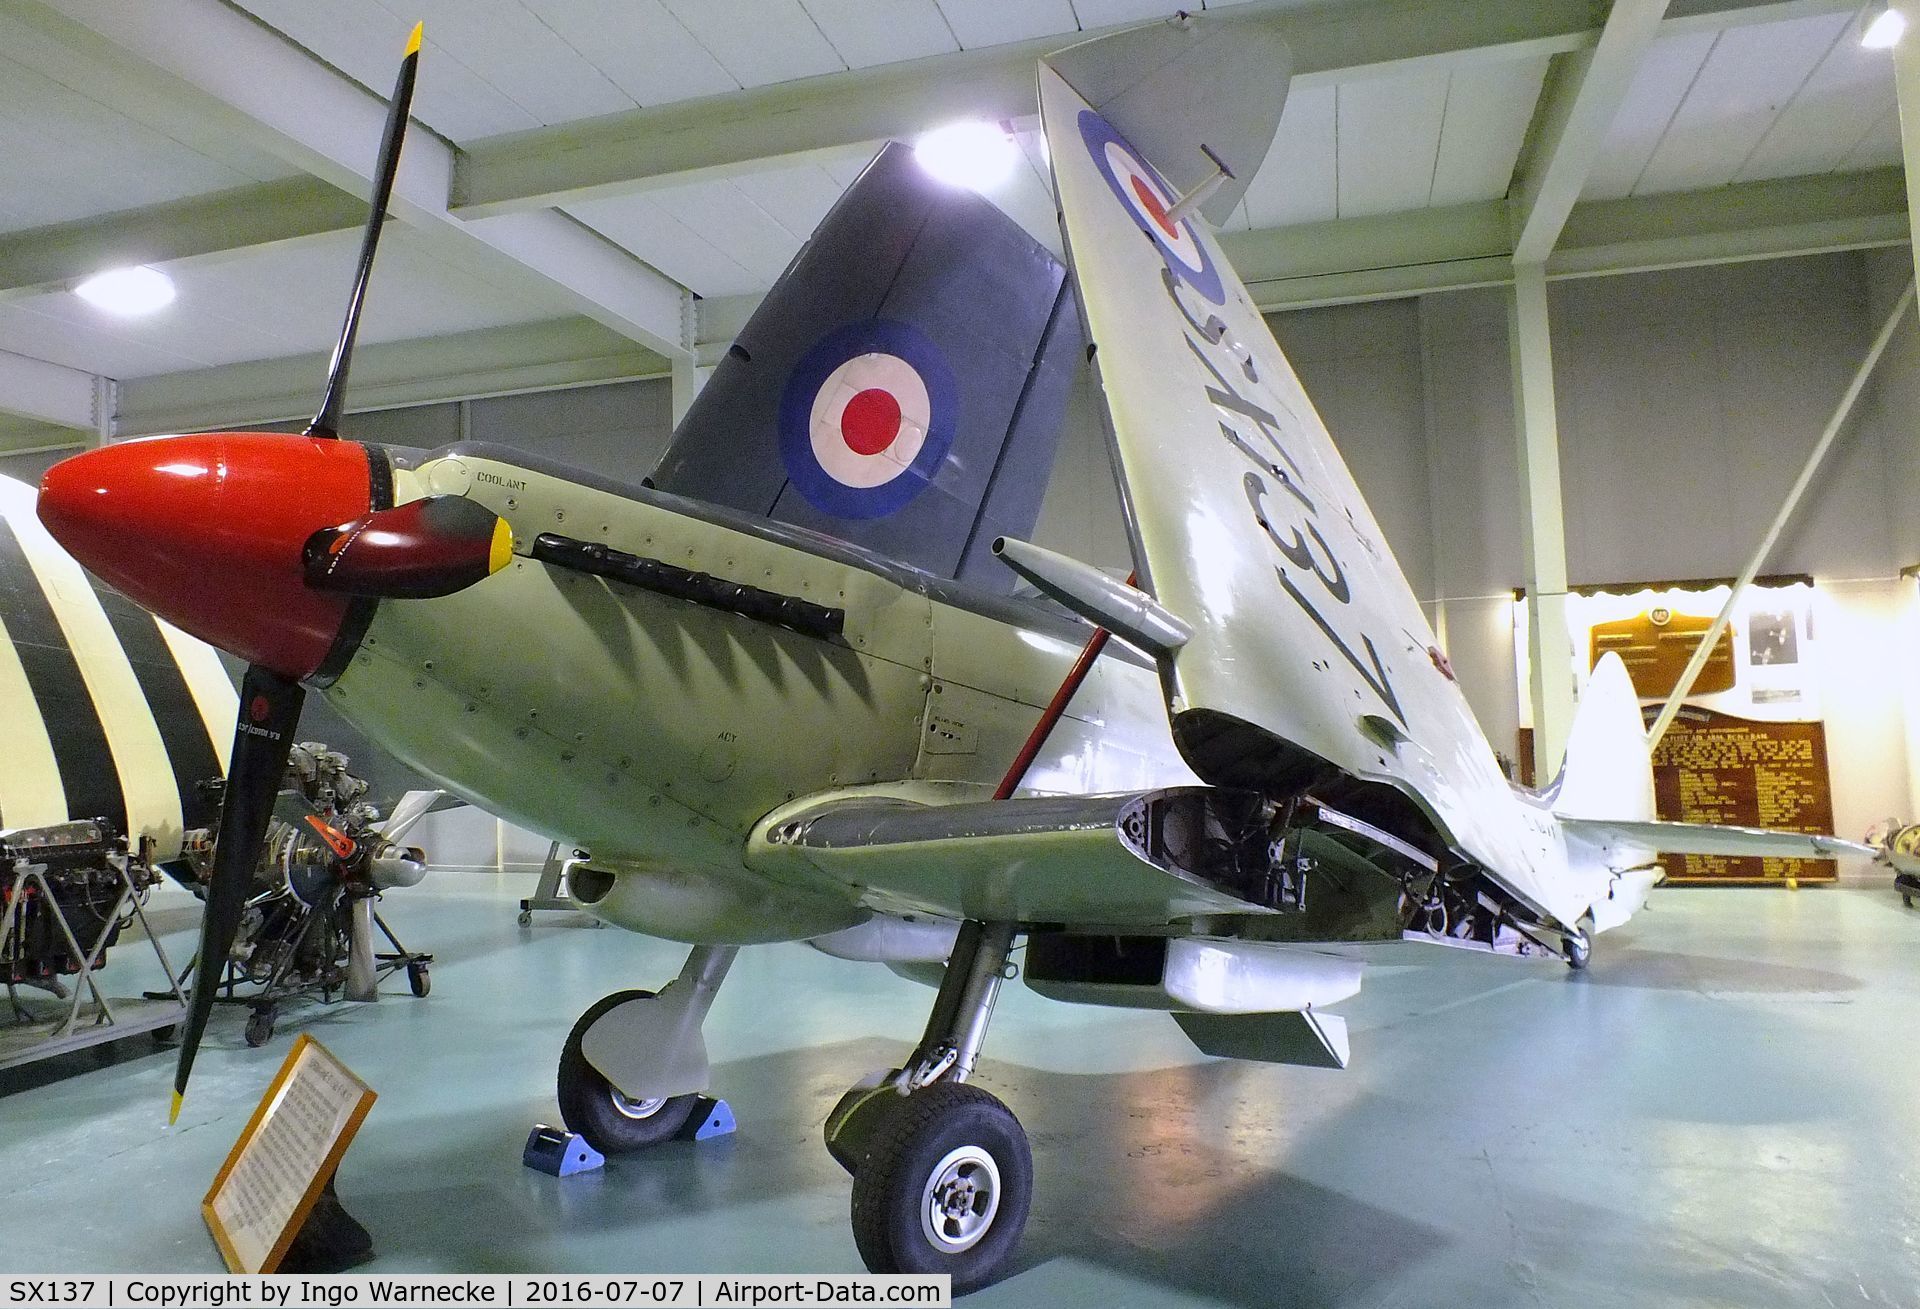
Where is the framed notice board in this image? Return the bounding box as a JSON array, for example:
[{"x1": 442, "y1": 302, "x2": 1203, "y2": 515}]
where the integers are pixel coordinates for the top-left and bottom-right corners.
[
  {"x1": 1650, "y1": 705, "x2": 1837, "y2": 884},
  {"x1": 203, "y1": 1034, "x2": 376, "y2": 1273}
]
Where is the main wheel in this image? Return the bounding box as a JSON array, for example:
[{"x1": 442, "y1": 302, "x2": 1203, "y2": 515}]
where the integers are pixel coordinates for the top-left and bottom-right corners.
[
  {"x1": 557, "y1": 989, "x2": 698, "y2": 1153},
  {"x1": 850, "y1": 1082, "x2": 1032, "y2": 1293},
  {"x1": 1565, "y1": 925, "x2": 1592, "y2": 971}
]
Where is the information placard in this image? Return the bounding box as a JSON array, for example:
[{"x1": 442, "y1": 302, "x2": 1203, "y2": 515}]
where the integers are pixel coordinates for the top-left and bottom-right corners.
[
  {"x1": 1651, "y1": 706, "x2": 1837, "y2": 883},
  {"x1": 202, "y1": 1034, "x2": 376, "y2": 1273}
]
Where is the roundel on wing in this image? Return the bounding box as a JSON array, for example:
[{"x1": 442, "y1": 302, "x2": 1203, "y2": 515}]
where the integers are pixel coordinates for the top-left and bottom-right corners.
[
  {"x1": 777, "y1": 319, "x2": 958, "y2": 520},
  {"x1": 1077, "y1": 109, "x2": 1226, "y2": 307}
]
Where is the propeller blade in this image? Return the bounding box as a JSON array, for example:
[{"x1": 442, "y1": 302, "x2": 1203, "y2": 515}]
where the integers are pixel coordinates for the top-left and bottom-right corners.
[
  {"x1": 307, "y1": 21, "x2": 424, "y2": 440},
  {"x1": 345, "y1": 896, "x2": 378, "y2": 1003},
  {"x1": 172, "y1": 664, "x2": 305, "y2": 1124},
  {"x1": 376, "y1": 788, "x2": 445, "y2": 845},
  {"x1": 303, "y1": 495, "x2": 513, "y2": 598}
]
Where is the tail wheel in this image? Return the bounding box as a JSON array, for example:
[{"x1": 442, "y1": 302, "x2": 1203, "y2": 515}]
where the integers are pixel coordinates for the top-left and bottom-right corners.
[
  {"x1": 850, "y1": 1082, "x2": 1031, "y2": 1294},
  {"x1": 1565, "y1": 925, "x2": 1593, "y2": 971},
  {"x1": 557, "y1": 989, "x2": 697, "y2": 1153}
]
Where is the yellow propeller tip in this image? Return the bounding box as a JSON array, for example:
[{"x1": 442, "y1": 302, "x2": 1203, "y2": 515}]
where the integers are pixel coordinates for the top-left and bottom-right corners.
[
  {"x1": 405, "y1": 21, "x2": 423, "y2": 56},
  {"x1": 169, "y1": 1091, "x2": 184, "y2": 1125}
]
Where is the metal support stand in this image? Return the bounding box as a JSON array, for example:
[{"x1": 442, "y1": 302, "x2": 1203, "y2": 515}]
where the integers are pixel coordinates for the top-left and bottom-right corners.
[
  {"x1": 151, "y1": 899, "x2": 430, "y2": 1050},
  {"x1": 518, "y1": 842, "x2": 580, "y2": 925},
  {"x1": 0, "y1": 854, "x2": 188, "y2": 1071}
]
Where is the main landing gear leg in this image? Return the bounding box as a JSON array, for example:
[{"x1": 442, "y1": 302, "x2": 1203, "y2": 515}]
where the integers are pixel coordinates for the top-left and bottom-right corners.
[
  {"x1": 825, "y1": 921, "x2": 1030, "y2": 1293},
  {"x1": 556, "y1": 944, "x2": 737, "y2": 1153}
]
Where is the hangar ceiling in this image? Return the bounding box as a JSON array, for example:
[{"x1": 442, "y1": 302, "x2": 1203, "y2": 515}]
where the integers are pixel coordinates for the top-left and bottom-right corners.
[{"x1": 0, "y1": 0, "x2": 1904, "y2": 449}]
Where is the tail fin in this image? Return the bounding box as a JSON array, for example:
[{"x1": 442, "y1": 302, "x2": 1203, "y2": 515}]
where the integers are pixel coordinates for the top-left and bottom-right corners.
[
  {"x1": 648, "y1": 142, "x2": 1084, "y2": 590},
  {"x1": 1548, "y1": 652, "x2": 1654, "y2": 823}
]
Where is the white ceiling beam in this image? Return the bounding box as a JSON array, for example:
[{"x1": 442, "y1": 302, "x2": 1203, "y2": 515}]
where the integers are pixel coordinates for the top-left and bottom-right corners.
[
  {"x1": 26, "y1": 0, "x2": 693, "y2": 360},
  {"x1": 3, "y1": 0, "x2": 1863, "y2": 300},
  {"x1": 0, "y1": 348, "x2": 101, "y2": 431},
  {"x1": 1550, "y1": 167, "x2": 1911, "y2": 276},
  {"x1": 0, "y1": 178, "x2": 366, "y2": 303},
  {"x1": 451, "y1": 0, "x2": 1609, "y2": 219},
  {"x1": 115, "y1": 318, "x2": 670, "y2": 437},
  {"x1": 449, "y1": 0, "x2": 1852, "y2": 220},
  {"x1": 1661, "y1": 0, "x2": 1859, "y2": 34},
  {"x1": 1228, "y1": 167, "x2": 1908, "y2": 310},
  {"x1": 1510, "y1": 0, "x2": 1672, "y2": 264}
]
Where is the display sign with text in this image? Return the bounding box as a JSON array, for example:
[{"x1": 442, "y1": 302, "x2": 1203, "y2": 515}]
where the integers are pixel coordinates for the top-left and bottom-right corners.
[
  {"x1": 202, "y1": 1034, "x2": 376, "y2": 1273},
  {"x1": 1515, "y1": 580, "x2": 1836, "y2": 883},
  {"x1": 1651, "y1": 706, "x2": 1836, "y2": 882}
]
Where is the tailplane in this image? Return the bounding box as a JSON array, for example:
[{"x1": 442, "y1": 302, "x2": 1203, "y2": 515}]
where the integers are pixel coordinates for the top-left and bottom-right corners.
[{"x1": 649, "y1": 142, "x2": 1085, "y2": 589}]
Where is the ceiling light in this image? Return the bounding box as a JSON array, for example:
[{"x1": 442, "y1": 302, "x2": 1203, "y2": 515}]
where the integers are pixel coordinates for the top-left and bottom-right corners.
[
  {"x1": 74, "y1": 265, "x2": 175, "y2": 316},
  {"x1": 1863, "y1": 1, "x2": 1907, "y2": 48},
  {"x1": 914, "y1": 121, "x2": 1018, "y2": 193}
]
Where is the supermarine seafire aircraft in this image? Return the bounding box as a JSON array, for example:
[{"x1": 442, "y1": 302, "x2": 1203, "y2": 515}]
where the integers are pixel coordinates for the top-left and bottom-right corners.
[{"x1": 34, "y1": 12, "x2": 1873, "y2": 1289}]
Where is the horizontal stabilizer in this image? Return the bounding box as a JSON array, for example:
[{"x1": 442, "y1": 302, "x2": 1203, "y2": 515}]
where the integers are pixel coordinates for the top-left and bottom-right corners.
[
  {"x1": 1561, "y1": 816, "x2": 1873, "y2": 864},
  {"x1": 753, "y1": 787, "x2": 1288, "y2": 927}
]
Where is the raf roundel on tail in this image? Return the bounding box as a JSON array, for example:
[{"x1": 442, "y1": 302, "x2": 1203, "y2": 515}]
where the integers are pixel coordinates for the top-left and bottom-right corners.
[
  {"x1": 1079, "y1": 109, "x2": 1224, "y2": 307},
  {"x1": 777, "y1": 319, "x2": 958, "y2": 520}
]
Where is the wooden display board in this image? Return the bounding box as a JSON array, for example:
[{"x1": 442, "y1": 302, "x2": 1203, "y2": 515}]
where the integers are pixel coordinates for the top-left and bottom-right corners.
[
  {"x1": 1590, "y1": 609, "x2": 1736, "y2": 700},
  {"x1": 203, "y1": 1034, "x2": 376, "y2": 1273},
  {"x1": 1651, "y1": 706, "x2": 1837, "y2": 884}
]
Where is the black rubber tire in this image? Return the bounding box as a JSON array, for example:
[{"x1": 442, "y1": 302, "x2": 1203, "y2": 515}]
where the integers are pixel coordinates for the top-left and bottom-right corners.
[
  {"x1": 1565, "y1": 926, "x2": 1593, "y2": 971},
  {"x1": 850, "y1": 1082, "x2": 1032, "y2": 1294},
  {"x1": 557, "y1": 989, "x2": 698, "y2": 1154},
  {"x1": 244, "y1": 1009, "x2": 274, "y2": 1048},
  {"x1": 407, "y1": 963, "x2": 430, "y2": 998}
]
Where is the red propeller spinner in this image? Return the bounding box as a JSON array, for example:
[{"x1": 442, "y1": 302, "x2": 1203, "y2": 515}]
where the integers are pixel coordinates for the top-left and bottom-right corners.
[{"x1": 38, "y1": 433, "x2": 376, "y2": 681}]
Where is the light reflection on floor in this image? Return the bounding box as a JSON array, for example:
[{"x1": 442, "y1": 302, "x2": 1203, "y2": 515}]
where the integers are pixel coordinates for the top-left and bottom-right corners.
[{"x1": 3, "y1": 876, "x2": 1916, "y2": 1307}]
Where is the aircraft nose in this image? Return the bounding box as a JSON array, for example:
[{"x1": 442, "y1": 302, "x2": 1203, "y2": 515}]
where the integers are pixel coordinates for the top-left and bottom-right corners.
[{"x1": 38, "y1": 434, "x2": 377, "y2": 680}]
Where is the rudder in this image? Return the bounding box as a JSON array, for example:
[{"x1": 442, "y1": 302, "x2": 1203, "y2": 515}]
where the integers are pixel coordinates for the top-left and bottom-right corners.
[
  {"x1": 1549, "y1": 651, "x2": 1655, "y2": 824},
  {"x1": 649, "y1": 143, "x2": 1085, "y2": 590}
]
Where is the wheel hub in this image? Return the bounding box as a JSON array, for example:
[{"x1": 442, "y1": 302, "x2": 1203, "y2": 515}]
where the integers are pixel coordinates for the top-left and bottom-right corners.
[
  {"x1": 921, "y1": 1145, "x2": 1001, "y2": 1254},
  {"x1": 609, "y1": 1088, "x2": 666, "y2": 1120}
]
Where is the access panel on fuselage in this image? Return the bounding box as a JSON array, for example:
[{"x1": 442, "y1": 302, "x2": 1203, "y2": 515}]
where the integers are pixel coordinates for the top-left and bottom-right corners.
[{"x1": 323, "y1": 451, "x2": 936, "y2": 869}]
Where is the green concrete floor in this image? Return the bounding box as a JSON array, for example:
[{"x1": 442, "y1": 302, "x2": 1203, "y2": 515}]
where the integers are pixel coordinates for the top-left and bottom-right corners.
[{"x1": 2, "y1": 874, "x2": 1917, "y2": 1306}]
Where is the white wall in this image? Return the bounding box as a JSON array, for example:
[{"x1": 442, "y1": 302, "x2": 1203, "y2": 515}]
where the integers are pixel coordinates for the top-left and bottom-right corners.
[{"x1": 1271, "y1": 250, "x2": 1919, "y2": 856}]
